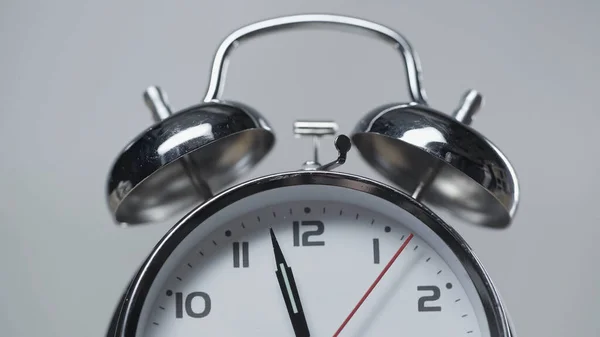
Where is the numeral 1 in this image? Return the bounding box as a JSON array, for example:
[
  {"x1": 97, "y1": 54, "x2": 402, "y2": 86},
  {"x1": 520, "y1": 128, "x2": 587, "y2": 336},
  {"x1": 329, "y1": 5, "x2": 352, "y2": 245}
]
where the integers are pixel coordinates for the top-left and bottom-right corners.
[
  {"x1": 373, "y1": 238, "x2": 380, "y2": 264},
  {"x1": 233, "y1": 241, "x2": 249, "y2": 268}
]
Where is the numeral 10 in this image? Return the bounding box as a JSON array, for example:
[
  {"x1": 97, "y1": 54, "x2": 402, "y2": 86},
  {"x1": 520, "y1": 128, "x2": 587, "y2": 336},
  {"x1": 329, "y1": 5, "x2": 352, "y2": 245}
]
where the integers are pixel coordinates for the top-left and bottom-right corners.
[{"x1": 175, "y1": 292, "x2": 212, "y2": 318}]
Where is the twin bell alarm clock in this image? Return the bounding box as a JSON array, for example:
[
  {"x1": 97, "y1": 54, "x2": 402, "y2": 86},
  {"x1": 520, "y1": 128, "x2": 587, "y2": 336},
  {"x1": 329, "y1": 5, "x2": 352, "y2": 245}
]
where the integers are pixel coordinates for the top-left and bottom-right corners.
[{"x1": 104, "y1": 14, "x2": 519, "y2": 337}]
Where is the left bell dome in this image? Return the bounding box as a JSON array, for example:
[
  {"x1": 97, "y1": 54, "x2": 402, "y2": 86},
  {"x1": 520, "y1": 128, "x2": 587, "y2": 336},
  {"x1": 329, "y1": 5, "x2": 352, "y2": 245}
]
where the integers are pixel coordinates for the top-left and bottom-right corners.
[{"x1": 106, "y1": 86, "x2": 275, "y2": 225}]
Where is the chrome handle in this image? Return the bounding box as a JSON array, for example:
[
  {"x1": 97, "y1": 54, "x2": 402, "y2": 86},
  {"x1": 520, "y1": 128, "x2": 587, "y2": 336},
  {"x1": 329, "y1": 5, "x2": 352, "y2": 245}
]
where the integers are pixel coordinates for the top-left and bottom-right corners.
[{"x1": 203, "y1": 14, "x2": 428, "y2": 105}]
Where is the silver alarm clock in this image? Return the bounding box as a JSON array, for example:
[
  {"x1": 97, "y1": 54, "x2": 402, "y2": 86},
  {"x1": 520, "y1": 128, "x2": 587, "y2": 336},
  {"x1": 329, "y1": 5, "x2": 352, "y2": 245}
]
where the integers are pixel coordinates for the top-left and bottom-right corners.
[{"x1": 105, "y1": 14, "x2": 519, "y2": 337}]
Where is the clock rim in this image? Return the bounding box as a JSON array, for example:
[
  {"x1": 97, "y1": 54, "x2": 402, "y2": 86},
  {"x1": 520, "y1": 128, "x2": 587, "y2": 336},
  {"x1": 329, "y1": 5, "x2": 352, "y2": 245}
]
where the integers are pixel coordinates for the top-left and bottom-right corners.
[{"x1": 106, "y1": 170, "x2": 512, "y2": 337}]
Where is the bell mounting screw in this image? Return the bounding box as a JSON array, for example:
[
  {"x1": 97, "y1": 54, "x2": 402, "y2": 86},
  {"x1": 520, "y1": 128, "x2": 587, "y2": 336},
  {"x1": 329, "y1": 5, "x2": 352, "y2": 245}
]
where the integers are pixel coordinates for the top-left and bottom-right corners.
[
  {"x1": 143, "y1": 86, "x2": 173, "y2": 122},
  {"x1": 452, "y1": 89, "x2": 483, "y2": 126}
]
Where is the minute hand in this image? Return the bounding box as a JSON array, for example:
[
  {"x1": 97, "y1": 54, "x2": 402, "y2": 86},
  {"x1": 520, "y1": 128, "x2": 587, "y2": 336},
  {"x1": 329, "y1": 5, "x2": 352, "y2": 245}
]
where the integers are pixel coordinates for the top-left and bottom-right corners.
[{"x1": 269, "y1": 228, "x2": 310, "y2": 337}]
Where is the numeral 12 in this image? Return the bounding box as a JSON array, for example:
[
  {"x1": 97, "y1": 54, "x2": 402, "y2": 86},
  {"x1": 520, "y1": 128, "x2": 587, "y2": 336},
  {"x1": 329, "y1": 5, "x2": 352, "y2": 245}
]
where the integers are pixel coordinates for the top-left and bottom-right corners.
[{"x1": 293, "y1": 220, "x2": 325, "y2": 246}]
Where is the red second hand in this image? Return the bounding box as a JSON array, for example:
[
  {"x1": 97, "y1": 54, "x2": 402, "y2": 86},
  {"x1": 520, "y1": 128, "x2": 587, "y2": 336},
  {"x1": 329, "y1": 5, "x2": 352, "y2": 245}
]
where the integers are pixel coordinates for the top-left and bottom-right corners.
[{"x1": 332, "y1": 233, "x2": 414, "y2": 337}]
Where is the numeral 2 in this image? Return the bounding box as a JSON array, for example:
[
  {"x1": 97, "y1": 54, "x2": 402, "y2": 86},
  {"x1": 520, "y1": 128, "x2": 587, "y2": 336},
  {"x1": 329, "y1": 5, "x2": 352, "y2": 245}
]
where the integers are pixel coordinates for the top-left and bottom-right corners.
[
  {"x1": 417, "y1": 285, "x2": 441, "y2": 312},
  {"x1": 293, "y1": 221, "x2": 325, "y2": 246}
]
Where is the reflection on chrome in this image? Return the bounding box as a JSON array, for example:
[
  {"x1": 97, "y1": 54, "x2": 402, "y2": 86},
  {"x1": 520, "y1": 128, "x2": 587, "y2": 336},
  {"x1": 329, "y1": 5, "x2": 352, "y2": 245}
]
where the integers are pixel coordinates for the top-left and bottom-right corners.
[
  {"x1": 401, "y1": 127, "x2": 447, "y2": 148},
  {"x1": 157, "y1": 124, "x2": 214, "y2": 156}
]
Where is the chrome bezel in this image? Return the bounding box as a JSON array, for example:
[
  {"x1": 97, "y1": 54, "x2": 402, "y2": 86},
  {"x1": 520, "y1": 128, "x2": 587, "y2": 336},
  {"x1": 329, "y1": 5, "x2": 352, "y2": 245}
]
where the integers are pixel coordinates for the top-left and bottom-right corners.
[{"x1": 106, "y1": 170, "x2": 513, "y2": 337}]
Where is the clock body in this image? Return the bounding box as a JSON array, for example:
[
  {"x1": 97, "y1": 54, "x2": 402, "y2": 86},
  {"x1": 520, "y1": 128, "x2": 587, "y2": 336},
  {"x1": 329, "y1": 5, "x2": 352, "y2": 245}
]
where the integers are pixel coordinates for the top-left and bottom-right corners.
[{"x1": 106, "y1": 170, "x2": 513, "y2": 337}]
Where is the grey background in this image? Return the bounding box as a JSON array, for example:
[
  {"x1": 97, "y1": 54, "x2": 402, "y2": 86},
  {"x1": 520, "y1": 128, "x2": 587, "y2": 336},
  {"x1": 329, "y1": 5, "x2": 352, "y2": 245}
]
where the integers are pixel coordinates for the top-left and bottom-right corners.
[{"x1": 1, "y1": 0, "x2": 598, "y2": 336}]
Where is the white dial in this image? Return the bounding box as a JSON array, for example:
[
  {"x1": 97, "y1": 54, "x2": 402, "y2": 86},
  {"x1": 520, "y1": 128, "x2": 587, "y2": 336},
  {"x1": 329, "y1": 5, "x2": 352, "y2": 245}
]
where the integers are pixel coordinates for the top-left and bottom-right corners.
[{"x1": 126, "y1": 178, "x2": 500, "y2": 337}]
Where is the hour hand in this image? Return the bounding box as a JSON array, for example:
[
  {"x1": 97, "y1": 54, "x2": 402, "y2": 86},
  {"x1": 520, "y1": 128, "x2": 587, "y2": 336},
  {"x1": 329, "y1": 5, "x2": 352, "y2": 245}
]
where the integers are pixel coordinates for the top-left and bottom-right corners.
[{"x1": 269, "y1": 228, "x2": 310, "y2": 337}]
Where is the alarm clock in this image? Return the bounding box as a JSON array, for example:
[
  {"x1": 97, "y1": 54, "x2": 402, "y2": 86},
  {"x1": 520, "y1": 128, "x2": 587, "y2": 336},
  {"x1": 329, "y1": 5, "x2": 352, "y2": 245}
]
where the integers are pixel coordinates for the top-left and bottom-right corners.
[{"x1": 105, "y1": 14, "x2": 519, "y2": 337}]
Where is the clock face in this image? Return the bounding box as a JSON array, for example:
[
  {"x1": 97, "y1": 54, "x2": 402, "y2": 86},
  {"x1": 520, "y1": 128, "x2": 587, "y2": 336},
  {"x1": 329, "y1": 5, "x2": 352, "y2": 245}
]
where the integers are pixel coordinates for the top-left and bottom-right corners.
[{"x1": 118, "y1": 173, "x2": 507, "y2": 337}]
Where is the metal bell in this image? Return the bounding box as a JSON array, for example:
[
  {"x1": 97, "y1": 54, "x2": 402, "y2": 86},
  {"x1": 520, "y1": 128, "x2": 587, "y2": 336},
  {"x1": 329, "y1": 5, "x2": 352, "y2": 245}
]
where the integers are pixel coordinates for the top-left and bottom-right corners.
[
  {"x1": 351, "y1": 90, "x2": 519, "y2": 229},
  {"x1": 106, "y1": 86, "x2": 274, "y2": 225}
]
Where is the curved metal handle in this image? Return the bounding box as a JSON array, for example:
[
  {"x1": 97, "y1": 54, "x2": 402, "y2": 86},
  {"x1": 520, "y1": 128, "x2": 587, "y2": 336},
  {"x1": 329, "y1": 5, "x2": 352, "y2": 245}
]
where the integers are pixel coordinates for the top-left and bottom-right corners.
[{"x1": 203, "y1": 14, "x2": 429, "y2": 105}]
